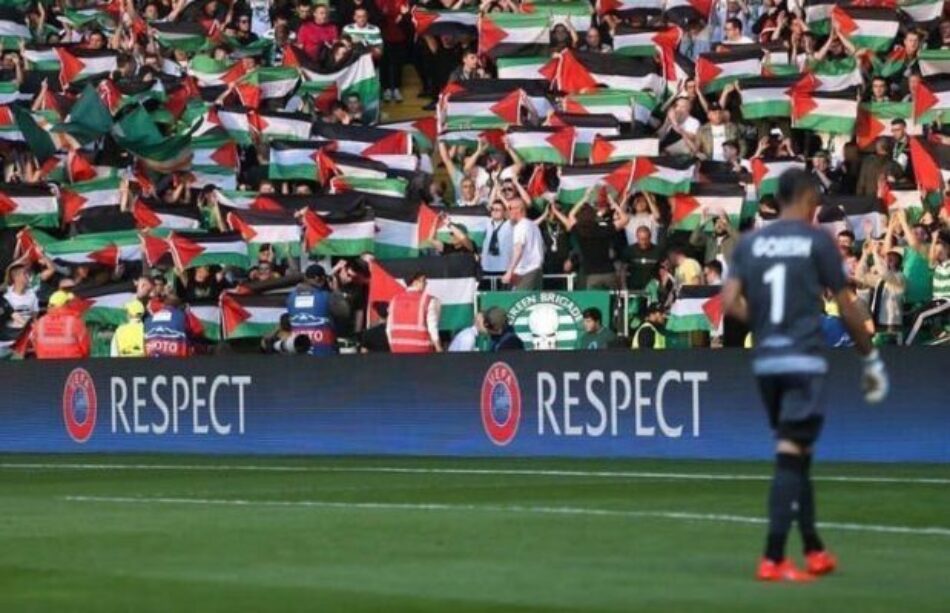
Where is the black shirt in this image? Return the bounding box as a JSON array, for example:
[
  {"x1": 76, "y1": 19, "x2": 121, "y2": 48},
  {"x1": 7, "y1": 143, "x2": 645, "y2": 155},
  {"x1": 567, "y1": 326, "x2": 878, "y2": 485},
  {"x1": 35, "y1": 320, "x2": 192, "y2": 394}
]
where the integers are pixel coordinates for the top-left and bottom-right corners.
[{"x1": 573, "y1": 217, "x2": 616, "y2": 275}]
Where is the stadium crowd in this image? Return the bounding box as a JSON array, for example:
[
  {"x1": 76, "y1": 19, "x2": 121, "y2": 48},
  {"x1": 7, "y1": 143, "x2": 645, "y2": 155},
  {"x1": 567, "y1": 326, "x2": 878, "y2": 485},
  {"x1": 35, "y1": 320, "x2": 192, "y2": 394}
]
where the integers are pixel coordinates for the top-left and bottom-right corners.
[{"x1": 0, "y1": 0, "x2": 948, "y2": 358}]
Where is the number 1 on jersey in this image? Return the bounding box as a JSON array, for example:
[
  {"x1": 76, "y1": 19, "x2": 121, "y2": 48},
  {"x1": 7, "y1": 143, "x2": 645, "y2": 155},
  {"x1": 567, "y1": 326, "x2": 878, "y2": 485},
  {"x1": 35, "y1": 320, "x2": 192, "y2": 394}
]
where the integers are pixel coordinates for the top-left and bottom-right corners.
[{"x1": 763, "y1": 263, "x2": 786, "y2": 324}]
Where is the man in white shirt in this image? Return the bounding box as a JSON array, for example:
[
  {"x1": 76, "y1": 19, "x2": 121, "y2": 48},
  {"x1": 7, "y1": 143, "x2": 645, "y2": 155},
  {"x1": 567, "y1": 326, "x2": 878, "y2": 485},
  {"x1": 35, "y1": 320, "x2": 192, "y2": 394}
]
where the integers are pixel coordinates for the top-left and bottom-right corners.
[
  {"x1": 502, "y1": 198, "x2": 544, "y2": 290},
  {"x1": 343, "y1": 8, "x2": 383, "y2": 60},
  {"x1": 3, "y1": 264, "x2": 38, "y2": 331},
  {"x1": 448, "y1": 311, "x2": 485, "y2": 352},
  {"x1": 660, "y1": 97, "x2": 700, "y2": 156},
  {"x1": 480, "y1": 201, "x2": 513, "y2": 275},
  {"x1": 721, "y1": 18, "x2": 754, "y2": 45}
]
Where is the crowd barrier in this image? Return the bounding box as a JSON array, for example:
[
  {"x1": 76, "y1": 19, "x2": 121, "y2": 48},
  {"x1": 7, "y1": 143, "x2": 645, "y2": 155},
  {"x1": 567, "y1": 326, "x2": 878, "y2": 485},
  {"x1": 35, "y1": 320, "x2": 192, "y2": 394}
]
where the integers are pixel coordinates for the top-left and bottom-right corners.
[{"x1": 0, "y1": 348, "x2": 946, "y2": 462}]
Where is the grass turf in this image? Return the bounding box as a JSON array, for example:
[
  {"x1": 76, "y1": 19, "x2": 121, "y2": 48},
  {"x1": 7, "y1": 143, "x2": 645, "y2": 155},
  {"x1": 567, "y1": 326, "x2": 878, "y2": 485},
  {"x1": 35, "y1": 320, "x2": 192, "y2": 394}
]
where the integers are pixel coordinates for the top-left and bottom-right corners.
[{"x1": 0, "y1": 455, "x2": 947, "y2": 612}]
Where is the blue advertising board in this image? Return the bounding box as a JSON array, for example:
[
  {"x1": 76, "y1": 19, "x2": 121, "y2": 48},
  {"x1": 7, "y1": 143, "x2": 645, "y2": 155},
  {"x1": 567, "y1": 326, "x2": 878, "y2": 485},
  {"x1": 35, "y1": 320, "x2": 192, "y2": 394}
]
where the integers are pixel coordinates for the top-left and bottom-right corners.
[{"x1": 0, "y1": 348, "x2": 947, "y2": 462}]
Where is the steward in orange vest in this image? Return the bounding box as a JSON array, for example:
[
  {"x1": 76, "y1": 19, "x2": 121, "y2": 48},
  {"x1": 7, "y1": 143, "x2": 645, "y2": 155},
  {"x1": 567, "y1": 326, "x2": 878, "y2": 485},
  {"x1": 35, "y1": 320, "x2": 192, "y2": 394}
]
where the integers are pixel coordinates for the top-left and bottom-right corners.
[
  {"x1": 386, "y1": 273, "x2": 442, "y2": 353},
  {"x1": 33, "y1": 290, "x2": 90, "y2": 360}
]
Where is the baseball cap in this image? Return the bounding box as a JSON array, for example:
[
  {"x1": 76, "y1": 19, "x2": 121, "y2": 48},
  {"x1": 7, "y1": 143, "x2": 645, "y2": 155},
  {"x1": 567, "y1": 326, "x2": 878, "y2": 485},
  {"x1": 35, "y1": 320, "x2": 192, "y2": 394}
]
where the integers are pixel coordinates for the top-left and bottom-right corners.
[
  {"x1": 48, "y1": 290, "x2": 74, "y2": 308},
  {"x1": 305, "y1": 264, "x2": 327, "y2": 280},
  {"x1": 707, "y1": 101, "x2": 722, "y2": 111},
  {"x1": 125, "y1": 300, "x2": 145, "y2": 317}
]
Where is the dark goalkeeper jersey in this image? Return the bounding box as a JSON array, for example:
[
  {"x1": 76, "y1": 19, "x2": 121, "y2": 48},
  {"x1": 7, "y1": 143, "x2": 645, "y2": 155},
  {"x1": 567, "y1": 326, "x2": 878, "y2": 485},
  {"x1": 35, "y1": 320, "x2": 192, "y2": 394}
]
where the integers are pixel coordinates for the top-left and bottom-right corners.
[{"x1": 730, "y1": 220, "x2": 846, "y2": 376}]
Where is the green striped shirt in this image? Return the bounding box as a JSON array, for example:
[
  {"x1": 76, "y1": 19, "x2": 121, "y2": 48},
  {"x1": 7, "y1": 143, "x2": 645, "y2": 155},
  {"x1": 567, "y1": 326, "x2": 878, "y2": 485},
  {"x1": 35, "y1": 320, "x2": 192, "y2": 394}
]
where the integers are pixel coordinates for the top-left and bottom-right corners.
[
  {"x1": 342, "y1": 24, "x2": 383, "y2": 49},
  {"x1": 933, "y1": 260, "x2": 950, "y2": 300}
]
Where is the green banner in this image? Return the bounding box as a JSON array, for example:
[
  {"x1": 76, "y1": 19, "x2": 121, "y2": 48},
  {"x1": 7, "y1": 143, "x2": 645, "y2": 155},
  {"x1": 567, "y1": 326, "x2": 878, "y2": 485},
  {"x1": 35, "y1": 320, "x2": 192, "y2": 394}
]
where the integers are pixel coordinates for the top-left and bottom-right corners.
[{"x1": 479, "y1": 291, "x2": 612, "y2": 350}]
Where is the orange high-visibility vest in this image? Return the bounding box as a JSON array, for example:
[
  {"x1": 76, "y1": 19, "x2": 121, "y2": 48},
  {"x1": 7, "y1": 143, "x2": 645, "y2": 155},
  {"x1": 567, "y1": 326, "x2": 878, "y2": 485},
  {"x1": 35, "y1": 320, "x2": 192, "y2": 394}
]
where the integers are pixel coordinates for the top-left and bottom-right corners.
[{"x1": 388, "y1": 290, "x2": 435, "y2": 353}]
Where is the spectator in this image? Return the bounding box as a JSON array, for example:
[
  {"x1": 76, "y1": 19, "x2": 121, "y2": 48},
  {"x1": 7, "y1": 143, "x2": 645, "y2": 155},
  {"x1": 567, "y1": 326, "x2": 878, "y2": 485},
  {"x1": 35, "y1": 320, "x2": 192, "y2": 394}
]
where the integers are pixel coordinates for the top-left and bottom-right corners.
[
  {"x1": 890, "y1": 119, "x2": 912, "y2": 179},
  {"x1": 448, "y1": 48, "x2": 486, "y2": 84},
  {"x1": 855, "y1": 241, "x2": 906, "y2": 341},
  {"x1": 483, "y1": 306, "x2": 524, "y2": 351},
  {"x1": 576, "y1": 307, "x2": 616, "y2": 350},
  {"x1": 720, "y1": 17, "x2": 754, "y2": 46},
  {"x1": 578, "y1": 27, "x2": 611, "y2": 53},
  {"x1": 669, "y1": 246, "x2": 703, "y2": 287},
  {"x1": 660, "y1": 97, "x2": 701, "y2": 156},
  {"x1": 811, "y1": 151, "x2": 841, "y2": 194},
  {"x1": 298, "y1": 3, "x2": 339, "y2": 60},
  {"x1": 856, "y1": 137, "x2": 902, "y2": 196},
  {"x1": 704, "y1": 260, "x2": 724, "y2": 286},
  {"x1": 550, "y1": 191, "x2": 623, "y2": 290},
  {"x1": 387, "y1": 273, "x2": 442, "y2": 353},
  {"x1": 378, "y1": 0, "x2": 411, "y2": 103},
  {"x1": 3, "y1": 264, "x2": 38, "y2": 333},
  {"x1": 480, "y1": 201, "x2": 513, "y2": 276},
  {"x1": 343, "y1": 7, "x2": 383, "y2": 61},
  {"x1": 624, "y1": 226, "x2": 664, "y2": 291},
  {"x1": 619, "y1": 192, "x2": 662, "y2": 245},
  {"x1": 697, "y1": 101, "x2": 744, "y2": 161},
  {"x1": 689, "y1": 209, "x2": 740, "y2": 270},
  {"x1": 502, "y1": 198, "x2": 545, "y2": 291},
  {"x1": 906, "y1": 232, "x2": 950, "y2": 344},
  {"x1": 448, "y1": 311, "x2": 485, "y2": 352}
]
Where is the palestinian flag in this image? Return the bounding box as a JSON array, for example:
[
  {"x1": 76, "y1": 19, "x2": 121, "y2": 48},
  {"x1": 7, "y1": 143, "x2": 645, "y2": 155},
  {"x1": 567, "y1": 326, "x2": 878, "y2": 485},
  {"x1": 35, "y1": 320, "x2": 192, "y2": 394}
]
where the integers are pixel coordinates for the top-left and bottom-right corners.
[
  {"x1": 55, "y1": 47, "x2": 117, "y2": 86},
  {"x1": 913, "y1": 77, "x2": 950, "y2": 123},
  {"x1": 445, "y1": 78, "x2": 554, "y2": 121},
  {"x1": 751, "y1": 157, "x2": 806, "y2": 196},
  {"x1": 611, "y1": 25, "x2": 682, "y2": 58},
  {"x1": 190, "y1": 129, "x2": 239, "y2": 189},
  {"x1": 909, "y1": 137, "x2": 950, "y2": 192},
  {"x1": 220, "y1": 293, "x2": 284, "y2": 340},
  {"x1": 151, "y1": 22, "x2": 208, "y2": 54},
  {"x1": 632, "y1": 157, "x2": 695, "y2": 196},
  {"x1": 317, "y1": 150, "x2": 389, "y2": 183},
  {"x1": 818, "y1": 195, "x2": 887, "y2": 241},
  {"x1": 872, "y1": 45, "x2": 911, "y2": 79},
  {"x1": 522, "y1": 1, "x2": 592, "y2": 30},
  {"x1": 310, "y1": 208, "x2": 376, "y2": 257},
  {"x1": 590, "y1": 135, "x2": 659, "y2": 163},
  {"x1": 856, "y1": 101, "x2": 914, "y2": 149},
  {"x1": 313, "y1": 122, "x2": 412, "y2": 157},
  {"x1": 919, "y1": 49, "x2": 950, "y2": 77},
  {"x1": 215, "y1": 190, "x2": 257, "y2": 211},
  {"x1": 791, "y1": 90, "x2": 858, "y2": 134},
  {"x1": 596, "y1": 0, "x2": 664, "y2": 16},
  {"x1": 59, "y1": 8, "x2": 113, "y2": 30},
  {"x1": 760, "y1": 41, "x2": 796, "y2": 77},
  {"x1": 505, "y1": 126, "x2": 576, "y2": 165},
  {"x1": 235, "y1": 67, "x2": 299, "y2": 109},
  {"x1": 21, "y1": 45, "x2": 60, "y2": 72},
  {"x1": 554, "y1": 50, "x2": 665, "y2": 96},
  {"x1": 330, "y1": 176, "x2": 408, "y2": 199},
  {"x1": 206, "y1": 106, "x2": 255, "y2": 145},
  {"x1": 226, "y1": 209, "x2": 302, "y2": 256},
  {"x1": 0, "y1": 104, "x2": 21, "y2": 142},
  {"x1": 437, "y1": 206, "x2": 491, "y2": 248},
  {"x1": 168, "y1": 232, "x2": 250, "y2": 270},
  {"x1": 268, "y1": 140, "x2": 323, "y2": 181},
  {"x1": 546, "y1": 112, "x2": 620, "y2": 160},
  {"x1": 73, "y1": 282, "x2": 137, "y2": 327},
  {"x1": 131, "y1": 199, "x2": 202, "y2": 230},
  {"x1": 899, "y1": 0, "x2": 944, "y2": 24},
  {"x1": 668, "y1": 285, "x2": 721, "y2": 333},
  {"x1": 0, "y1": 81, "x2": 22, "y2": 105},
  {"x1": 670, "y1": 183, "x2": 745, "y2": 231},
  {"x1": 364, "y1": 154, "x2": 419, "y2": 173},
  {"x1": 880, "y1": 184, "x2": 924, "y2": 221},
  {"x1": 563, "y1": 91, "x2": 637, "y2": 124},
  {"x1": 557, "y1": 161, "x2": 635, "y2": 206},
  {"x1": 60, "y1": 177, "x2": 122, "y2": 225},
  {"x1": 805, "y1": 0, "x2": 843, "y2": 35},
  {"x1": 831, "y1": 6, "x2": 899, "y2": 52},
  {"x1": 696, "y1": 47, "x2": 762, "y2": 93},
  {"x1": 438, "y1": 128, "x2": 506, "y2": 151},
  {"x1": 370, "y1": 254, "x2": 479, "y2": 330},
  {"x1": 440, "y1": 89, "x2": 524, "y2": 131},
  {"x1": 252, "y1": 109, "x2": 313, "y2": 142},
  {"x1": 807, "y1": 56, "x2": 864, "y2": 92},
  {"x1": 370, "y1": 198, "x2": 424, "y2": 259},
  {"x1": 411, "y1": 7, "x2": 478, "y2": 37},
  {"x1": 738, "y1": 76, "x2": 797, "y2": 119},
  {"x1": 186, "y1": 302, "x2": 221, "y2": 341},
  {"x1": 27, "y1": 229, "x2": 141, "y2": 268},
  {"x1": 663, "y1": 0, "x2": 713, "y2": 24},
  {"x1": 478, "y1": 12, "x2": 550, "y2": 59},
  {"x1": 188, "y1": 55, "x2": 245, "y2": 87},
  {"x1": 296, "y1": 52, "x2": 380, "y2": 123},
  {"x1": 0, "y1": 12, "x2": 30, "y2": 50},
  {"x1": 496, "y1": 56, "x2": 551, "y2": 80},
  {"x1": 378, "y1": 117, "x2": 437, "y2": 153},
  {"x1": 0, "y1": 183, "x2": 58, "y2": 228}
]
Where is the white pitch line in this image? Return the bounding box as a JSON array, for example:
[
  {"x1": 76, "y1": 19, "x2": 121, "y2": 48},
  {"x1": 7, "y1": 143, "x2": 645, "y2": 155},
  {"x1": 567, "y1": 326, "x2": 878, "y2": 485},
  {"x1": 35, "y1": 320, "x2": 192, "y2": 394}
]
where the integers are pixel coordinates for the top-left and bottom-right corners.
[
  {"x1": 2, "y1": 462, "x2": 948, "y2": 485},
  {"x1": 62, "y1": 495, "x2": 950, "y2": 537}
]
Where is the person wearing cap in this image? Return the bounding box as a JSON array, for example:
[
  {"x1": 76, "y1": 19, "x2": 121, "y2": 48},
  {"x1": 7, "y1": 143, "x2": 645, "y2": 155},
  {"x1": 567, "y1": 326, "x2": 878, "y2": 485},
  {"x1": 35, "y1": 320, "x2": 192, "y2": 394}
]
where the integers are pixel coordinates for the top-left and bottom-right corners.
[
  {"x1": 482, "y1": 306, "x2": 524, "y2": 351},
  {"x1": 110, "y1": 301, "x2": 146, "y2": 358},
  {"x1": 286, "y1": 264, "x2": 338, "y2": 356},
  {"x1": 33, "y1": 290, "x2": 90, "y2": 360},
  {"x1": 631, "y1": 304, "x2": 668, "y2": 350},
  {"x1": 387, "y1": 272, "x2": 442, "y2": 353}
]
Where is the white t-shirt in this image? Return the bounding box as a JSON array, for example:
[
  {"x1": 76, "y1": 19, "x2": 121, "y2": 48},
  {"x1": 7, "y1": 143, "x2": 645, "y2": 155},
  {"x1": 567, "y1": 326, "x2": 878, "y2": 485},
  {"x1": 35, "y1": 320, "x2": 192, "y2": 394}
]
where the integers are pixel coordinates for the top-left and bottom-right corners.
[
  {"x1": 679, "y1": 115, "x2": 700, "y2": 136},
  {"x1": 710, "y1": 124, "x2": 727, "y2": 161},
  {"x1": 448, "y1": 325, "x2": 479, "y2": 352},
  {"x1": 480, "y1": 219, "x2": 513, "y2": 274},
  {"x1": 3, "y1": 287, "x2": 38, "y2": 329},
  {"x1": 624, "y1": 213, "x2": 659, "y2": 245},
  {"x1": 510, "y1": 218, "x2": 544, "y2": 275}
]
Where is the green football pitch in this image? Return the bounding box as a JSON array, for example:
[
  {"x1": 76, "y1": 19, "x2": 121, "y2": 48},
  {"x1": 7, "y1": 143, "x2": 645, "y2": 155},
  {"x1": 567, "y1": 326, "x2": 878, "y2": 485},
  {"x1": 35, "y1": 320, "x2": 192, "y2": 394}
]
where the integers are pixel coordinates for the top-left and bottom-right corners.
[{"x1": 0, "y1": 455, "x2": 947, "y2": 612}]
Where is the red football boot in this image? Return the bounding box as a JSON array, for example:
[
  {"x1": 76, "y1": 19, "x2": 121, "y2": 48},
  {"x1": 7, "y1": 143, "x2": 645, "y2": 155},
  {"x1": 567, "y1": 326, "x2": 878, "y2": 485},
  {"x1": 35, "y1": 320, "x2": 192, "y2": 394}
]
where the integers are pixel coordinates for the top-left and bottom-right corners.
[
  {"x1": 756, "y1": 558, "x2": 816, "y2": 582},
  {"x1": 805, "y1": 550, "x2": 837, "y2": 576}
]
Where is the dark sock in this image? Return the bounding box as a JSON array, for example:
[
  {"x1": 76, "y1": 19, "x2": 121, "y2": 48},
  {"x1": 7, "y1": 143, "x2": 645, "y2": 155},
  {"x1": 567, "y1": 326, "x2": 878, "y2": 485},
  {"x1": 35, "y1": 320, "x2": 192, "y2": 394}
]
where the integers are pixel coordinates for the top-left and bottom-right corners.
[
  {"x1": 798, "y1": 454, "x2": 825, "y2": 553},
  {"x1": 764, "y1": 453, "x2": 805, "y2": 562}
]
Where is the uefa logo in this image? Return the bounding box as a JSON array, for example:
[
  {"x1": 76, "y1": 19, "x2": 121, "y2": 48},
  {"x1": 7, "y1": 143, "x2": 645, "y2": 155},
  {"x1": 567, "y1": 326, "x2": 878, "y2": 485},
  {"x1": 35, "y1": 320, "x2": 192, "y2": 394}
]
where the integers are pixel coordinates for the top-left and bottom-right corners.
[
  {"x1": 63, "y1": 368, "x2": 97, "y2": 443},
  {"x1": 480, "y1": 362, "x2": 521, "y2": 446}
]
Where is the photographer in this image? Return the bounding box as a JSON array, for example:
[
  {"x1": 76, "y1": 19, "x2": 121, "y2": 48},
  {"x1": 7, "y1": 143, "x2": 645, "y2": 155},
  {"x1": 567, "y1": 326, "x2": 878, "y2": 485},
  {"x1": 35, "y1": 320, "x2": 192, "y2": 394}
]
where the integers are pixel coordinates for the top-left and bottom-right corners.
[
  {"x1": 285, "y1": 265, "x2": 340, "y2": 356},
  {"x1": 261, "y1": 314, "x2": 313, "y2": 355}
]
